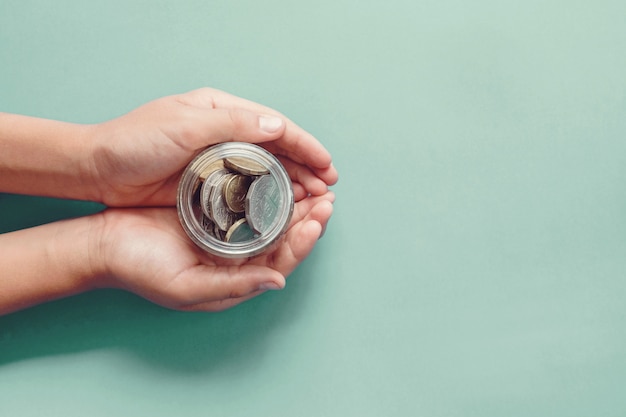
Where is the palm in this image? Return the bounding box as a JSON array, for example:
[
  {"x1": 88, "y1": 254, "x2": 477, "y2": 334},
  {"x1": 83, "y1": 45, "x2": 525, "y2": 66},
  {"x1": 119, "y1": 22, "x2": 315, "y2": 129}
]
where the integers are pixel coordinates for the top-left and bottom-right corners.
[{"x1": 98, "y1": 192, "x2": 334, "y2": 311}]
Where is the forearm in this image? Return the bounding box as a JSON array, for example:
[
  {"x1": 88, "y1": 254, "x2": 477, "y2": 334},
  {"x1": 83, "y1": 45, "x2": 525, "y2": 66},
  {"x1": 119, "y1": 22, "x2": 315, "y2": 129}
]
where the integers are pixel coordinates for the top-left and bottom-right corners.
[
  {"x1": 0, "y1": 215, "x2": 101, "y2": 315},
  {"x1": 0, "y1": 113, "x2": 99, "y2": 201}
]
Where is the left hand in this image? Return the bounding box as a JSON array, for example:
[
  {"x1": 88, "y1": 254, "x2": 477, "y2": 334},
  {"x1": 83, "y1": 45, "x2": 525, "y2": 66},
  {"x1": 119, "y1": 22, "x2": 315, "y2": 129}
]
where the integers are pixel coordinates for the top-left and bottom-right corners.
[{"x1": 86, "y1": 88, "x2": 338, "y2": 207}]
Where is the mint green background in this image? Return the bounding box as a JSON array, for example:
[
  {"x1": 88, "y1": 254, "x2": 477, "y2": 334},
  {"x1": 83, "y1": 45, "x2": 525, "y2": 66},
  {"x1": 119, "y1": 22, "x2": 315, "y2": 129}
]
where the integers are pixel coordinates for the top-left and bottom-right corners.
[{"x1": 2, "y1": 1, "x2": 626, "y2": 415}]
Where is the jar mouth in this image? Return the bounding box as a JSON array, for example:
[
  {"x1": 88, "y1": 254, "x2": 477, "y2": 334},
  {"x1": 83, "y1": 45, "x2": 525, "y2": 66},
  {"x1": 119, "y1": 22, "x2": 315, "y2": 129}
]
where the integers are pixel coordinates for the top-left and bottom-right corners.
[{"x1": 177, "y1": 143, "x2": 294, "y2": 258}]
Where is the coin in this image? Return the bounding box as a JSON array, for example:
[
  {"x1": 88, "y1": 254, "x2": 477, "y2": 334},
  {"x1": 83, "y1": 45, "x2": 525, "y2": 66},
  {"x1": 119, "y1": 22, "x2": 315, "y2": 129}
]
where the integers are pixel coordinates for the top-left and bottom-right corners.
[
  {"x1": 213, "y1": 222, "x2": 226, "y2": 241},
  {"x1": 225, "y1": 218, "x2": 256, "y2": 243},
  {"x1": 200, "y1": 168, "x2": 228, "y2": 218},
  {"x1": 198, "y1": 159, "x2": 225, "y2": 180},
  {"x1": 192, "y1": 183, "x2": 204, "y2": 221},
  {"x1": 209, "y1": 173, "x2": 240, "y2": 231},
  {"x1": 200, "y1": 213, "x2": 217, "y2": 238},
  {"x1": 245, "y1": 174, "x2": 281, "y2": 234},
  {"x1": 224, "y1": 156, "x2": 269, "y2": 176},
  {"x1": 223, "y1": 174, "x2": 253, "y2": 213},
  {"x1": 192, "y1": 159, "x2": 225, "y2": 195}
]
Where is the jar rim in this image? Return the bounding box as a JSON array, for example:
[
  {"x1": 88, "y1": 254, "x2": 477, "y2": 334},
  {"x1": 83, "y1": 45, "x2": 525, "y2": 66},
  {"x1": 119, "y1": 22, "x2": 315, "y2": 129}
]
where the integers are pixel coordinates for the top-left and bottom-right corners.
[{"x1": 177, "y1": 143, "x2": 294, "y2": 258}]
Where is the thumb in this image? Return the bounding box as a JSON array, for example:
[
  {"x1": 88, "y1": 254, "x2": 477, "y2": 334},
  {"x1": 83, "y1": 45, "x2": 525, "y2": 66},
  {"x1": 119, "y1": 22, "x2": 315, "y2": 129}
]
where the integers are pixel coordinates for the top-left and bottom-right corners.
[{"x1": 181, "y1": 107, "x2": 285, "y2": 150}]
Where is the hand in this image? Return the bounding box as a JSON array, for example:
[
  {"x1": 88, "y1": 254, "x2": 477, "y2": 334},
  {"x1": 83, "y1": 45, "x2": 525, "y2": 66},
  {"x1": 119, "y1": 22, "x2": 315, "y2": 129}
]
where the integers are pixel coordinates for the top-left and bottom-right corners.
[
  {"x1": 90, "y1": 191, "x2": 335, "y2": 311},
  {"x1": 87, "y1": 88, "x2": 338, "y2": 207}
]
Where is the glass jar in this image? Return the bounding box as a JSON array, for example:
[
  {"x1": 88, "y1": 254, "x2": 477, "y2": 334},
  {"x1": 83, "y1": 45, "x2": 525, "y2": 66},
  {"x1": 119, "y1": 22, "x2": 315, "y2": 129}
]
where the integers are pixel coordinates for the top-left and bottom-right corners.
[{"x1": 177, "y1": 142, "x2": 294, "y2": 258}]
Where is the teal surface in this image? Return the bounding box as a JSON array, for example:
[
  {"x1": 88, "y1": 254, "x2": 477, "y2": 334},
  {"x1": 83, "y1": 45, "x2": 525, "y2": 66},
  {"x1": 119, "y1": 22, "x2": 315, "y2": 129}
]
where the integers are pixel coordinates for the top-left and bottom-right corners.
[{"x1": 2, "y1": 1, "x2": 626, "y2": 415}]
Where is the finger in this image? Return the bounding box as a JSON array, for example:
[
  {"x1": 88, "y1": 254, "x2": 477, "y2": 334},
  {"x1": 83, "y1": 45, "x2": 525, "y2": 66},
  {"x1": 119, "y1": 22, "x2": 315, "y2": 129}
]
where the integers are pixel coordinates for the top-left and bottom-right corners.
[
  {"x1": 173, "y1": 87, "x2": 220, "y2": 109},
  {"x1": 171, "y1": 107, "x2": 286, "y2": 151},
  {"x1": 277, "y1": 155, "x2": 329, "y2": 196},
  {"x1": 165, "y1": 264, "x2": 285, "y2": 307},
  {"x1": 180, "y1": 88, "x2": 335, "y2": 172},
  {"x1": 179, "y1": 289, "x2": 265, "y2": 312},
  {"x1": 289, "y1": 191, "x2": 336, "y2": 227},
  {"x1": 268, "y1": 200, "x2": 334, "y2": 277},
  {"x1": 312, "y1": 162, "x2": 339, "y2": 187},
  {"x1": 292, "y1": 182, "x2": 307, "y2": 202},
  {"x1": 302, "y1": 199, "x2": 334, "y2": 235}
]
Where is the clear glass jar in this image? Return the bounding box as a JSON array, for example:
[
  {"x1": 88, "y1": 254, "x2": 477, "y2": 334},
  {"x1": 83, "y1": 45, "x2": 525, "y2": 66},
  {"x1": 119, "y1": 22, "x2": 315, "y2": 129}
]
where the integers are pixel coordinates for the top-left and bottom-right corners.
[{"x1": 177, "y1": 142, "x2": 294, "y2": 258}]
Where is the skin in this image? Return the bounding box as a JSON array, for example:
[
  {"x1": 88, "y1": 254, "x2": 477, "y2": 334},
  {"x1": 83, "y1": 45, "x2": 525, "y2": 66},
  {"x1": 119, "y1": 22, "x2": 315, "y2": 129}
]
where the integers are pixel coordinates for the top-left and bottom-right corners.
[{"x1": 0, "y1": 88, "x2": 337, "y2": 315}]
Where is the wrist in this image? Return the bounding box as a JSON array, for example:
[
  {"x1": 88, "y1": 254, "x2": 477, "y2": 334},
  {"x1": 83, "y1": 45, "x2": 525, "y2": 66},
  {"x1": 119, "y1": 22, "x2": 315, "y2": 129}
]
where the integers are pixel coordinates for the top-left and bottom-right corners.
[
  {"x1": 48, "y1": 215, "x2": 106, "y2": 294},
  {"x1": 80, "y1": 120, "x2": 140, "y2": 207},
  {"x1": 0, "y1": 214, "x2": 106, "y2": 315},
  {"x1": 79, "y1": 122, "x2": 109, "y2": 204},
  {"x1": 82, "y1": 210, "x2": 131, "y2": 291},
  {"x1": 0, "y1": 113, "x2": 100, "y2": 201}
]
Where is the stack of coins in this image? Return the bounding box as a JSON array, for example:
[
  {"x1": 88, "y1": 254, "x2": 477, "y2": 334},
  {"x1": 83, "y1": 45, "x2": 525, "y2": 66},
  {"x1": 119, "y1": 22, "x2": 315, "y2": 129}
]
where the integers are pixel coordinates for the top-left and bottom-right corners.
[{"x1": 192, "y1": 156, "x2": 282, "y2": 243}]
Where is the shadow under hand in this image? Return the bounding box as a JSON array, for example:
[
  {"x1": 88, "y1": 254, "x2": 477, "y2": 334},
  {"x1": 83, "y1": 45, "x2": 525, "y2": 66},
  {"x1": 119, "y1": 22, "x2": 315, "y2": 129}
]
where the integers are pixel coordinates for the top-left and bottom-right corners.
[
  {"x1": 0, "y1": 257, "x2": 319, "y2": 374},
  {"x1": 0, "y1": 193, "x2": 105, "y2": 233}
]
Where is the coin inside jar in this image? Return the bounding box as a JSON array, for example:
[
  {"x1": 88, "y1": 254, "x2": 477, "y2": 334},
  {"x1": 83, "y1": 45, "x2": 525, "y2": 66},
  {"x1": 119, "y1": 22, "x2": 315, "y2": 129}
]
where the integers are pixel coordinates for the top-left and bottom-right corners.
[
  {"x1": 200, "y1": 168, "x2": 228, "y2": 219},
  {"x1": 209, "y1": 173, "x2": 239, "y2": 231},
  {"x1": 224, "y1": 156, "x2": 269, "y2": 176},
  {"x1": 223, "y1": 174, "x2": 253, "y2": 213},
  {"x1": 198, "y1": 159, "x2": 225, "y2": 180},
  {"x1": 245, "y1": 174, "x2": 281, "y2": 234},
  {"x1": 225, "y1": 218, "x2": 256, "y2": 243}
]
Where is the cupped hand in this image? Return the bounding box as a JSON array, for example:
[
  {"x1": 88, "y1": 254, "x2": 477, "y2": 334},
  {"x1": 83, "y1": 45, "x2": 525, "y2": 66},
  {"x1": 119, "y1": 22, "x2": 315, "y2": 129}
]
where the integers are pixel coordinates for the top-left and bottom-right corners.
[
  {"x1": 91, "y1": 191, "x2": 335, "y2": 312},
  {"x1": 87, "y1": 88, "x2": 338, "y2": 207}
]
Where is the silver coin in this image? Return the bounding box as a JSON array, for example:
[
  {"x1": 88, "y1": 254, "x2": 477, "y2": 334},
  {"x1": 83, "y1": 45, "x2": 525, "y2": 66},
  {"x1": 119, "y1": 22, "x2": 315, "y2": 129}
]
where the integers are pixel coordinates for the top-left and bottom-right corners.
[
  {"x1": 245, "y1": 174, "x2": 281, "y2": 234},
  {"x1": 225, "y1": 218, "x2": 256, "y2": 243},
  {"x1": 200, "y1": 168, "x2": 228, "y2": 219},
  {"x1": 209, "y1": 173, "x2": 240, "y2": 231},
  {"x1": 199, "y1": 214, "x2": 218, "y2": 239},
  {"x1": 224, "y1": 156, "x2": 269, "y2": 176},
  {"x1": 193, "y1": 159, "x2": 225, "y2": 199},
  {"x1": 214, "y1": 222, "x2": 226, "y2": 241}
]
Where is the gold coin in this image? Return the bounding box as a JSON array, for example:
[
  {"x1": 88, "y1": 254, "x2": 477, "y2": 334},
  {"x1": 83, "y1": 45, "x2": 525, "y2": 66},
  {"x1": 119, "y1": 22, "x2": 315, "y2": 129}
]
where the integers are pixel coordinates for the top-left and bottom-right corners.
[
  {"x1": 223, "y1": 174, "x2": 253, "y2": 213},
  {"x1": 224, "y1": 156, "x2": 269, "y2": 176},
  {"x1": 198, "y1": 159, "x2": 225, "y2": 180}
]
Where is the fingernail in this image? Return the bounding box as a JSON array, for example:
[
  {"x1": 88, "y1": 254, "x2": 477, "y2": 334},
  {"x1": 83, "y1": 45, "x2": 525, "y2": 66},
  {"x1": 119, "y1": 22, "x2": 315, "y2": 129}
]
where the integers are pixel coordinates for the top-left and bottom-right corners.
[
  {"x1": 259, "y1": 115, "x2": 283, "y2": 133},
  {"x1": 259, "y1": 282, "x2": 283, "y2": 291}
]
